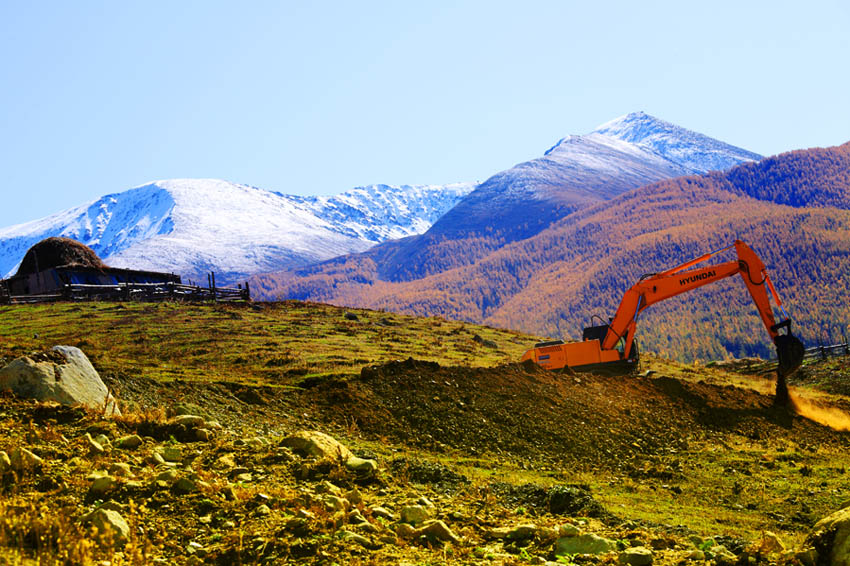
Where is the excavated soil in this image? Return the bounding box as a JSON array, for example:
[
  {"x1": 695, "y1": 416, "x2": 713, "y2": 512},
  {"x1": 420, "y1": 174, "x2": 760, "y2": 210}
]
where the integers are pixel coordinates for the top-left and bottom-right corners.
[{"x1": 296, "y1": 358, "x2": 848, "y2": 470}]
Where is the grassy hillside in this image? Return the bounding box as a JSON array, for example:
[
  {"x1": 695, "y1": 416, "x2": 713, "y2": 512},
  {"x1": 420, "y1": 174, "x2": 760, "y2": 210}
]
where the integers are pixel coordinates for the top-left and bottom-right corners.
[
  {"x1": 0, "y1": 302, "x2": 850, "y2": 565},
  {"x1": 0, "y1": 301, "x2": 530, "y2": 388},
  {"x1": 251, "y1": 142, "x2": 850, "y2": 363},
  {"x1": 0, "y1": 300, "x2": 849, "y2": 565}
]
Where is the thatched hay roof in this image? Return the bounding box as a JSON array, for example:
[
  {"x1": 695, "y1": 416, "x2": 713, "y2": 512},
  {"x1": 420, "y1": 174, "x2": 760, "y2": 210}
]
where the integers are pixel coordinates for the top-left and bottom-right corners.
[{"x1": 15, "y1": 237, "x2": 108, "y2": 276}]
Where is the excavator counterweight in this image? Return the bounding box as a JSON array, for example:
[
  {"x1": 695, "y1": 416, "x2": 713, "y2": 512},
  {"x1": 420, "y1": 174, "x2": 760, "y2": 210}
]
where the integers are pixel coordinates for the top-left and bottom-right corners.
[{"x1": 522, "y1": 240, "x2": 804, "y2": 393}]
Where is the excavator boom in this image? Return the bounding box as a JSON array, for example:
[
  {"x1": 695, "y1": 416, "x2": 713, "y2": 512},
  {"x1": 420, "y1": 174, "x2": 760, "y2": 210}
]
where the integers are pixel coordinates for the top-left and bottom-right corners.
[{"x1": 522, "y1": 240, "x2": 804, "y2": 380}]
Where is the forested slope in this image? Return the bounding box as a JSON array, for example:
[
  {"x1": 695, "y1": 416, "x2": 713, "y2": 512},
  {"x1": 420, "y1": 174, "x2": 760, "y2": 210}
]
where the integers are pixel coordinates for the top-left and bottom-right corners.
[{"x1": 252, "y1": 142, "x2": 850, "y2": 362}]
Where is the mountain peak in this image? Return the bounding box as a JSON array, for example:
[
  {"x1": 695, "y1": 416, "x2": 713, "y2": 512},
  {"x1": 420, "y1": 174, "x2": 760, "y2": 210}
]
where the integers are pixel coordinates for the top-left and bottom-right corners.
[{"x1": 591, "y1": 111, "x2": 762, "y2": 173}]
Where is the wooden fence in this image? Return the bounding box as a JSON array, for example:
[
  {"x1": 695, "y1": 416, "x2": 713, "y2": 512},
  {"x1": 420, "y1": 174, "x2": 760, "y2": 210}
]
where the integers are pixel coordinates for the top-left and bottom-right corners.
[
  {"x1": 0, "y1": 280, "x2": 250, "y2": 305},
  {"x1": 803, "y1": 341, "x2": 850, "y2": 361}
]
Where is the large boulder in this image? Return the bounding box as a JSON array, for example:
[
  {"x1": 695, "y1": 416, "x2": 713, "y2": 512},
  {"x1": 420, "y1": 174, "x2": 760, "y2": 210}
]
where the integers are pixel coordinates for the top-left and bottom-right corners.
[
  {"x1": 805, "y1": 506, "x2": 850, "y2": 566},
  {"x1": 0, "y1": 346, "x2": 119, "y2": 415}
]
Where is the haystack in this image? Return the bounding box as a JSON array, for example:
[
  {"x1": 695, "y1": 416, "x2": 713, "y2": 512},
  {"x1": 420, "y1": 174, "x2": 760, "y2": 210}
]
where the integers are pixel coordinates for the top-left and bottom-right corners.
[{"x1": 15, "y1": 237, "x2": 107, "y2": 277}]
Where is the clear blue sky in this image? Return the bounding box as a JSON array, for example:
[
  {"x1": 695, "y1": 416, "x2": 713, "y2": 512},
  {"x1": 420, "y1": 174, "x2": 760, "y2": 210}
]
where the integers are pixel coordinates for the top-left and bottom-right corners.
[{"x1": 1, "y1": 0, "x2": 848, "y2": 227}]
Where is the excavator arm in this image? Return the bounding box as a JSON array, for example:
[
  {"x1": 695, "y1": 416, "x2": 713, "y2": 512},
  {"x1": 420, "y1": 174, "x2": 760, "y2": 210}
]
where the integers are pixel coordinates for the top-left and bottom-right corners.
[{"x1": 522, "y1": 240, "x2": 804, "y2": 378}]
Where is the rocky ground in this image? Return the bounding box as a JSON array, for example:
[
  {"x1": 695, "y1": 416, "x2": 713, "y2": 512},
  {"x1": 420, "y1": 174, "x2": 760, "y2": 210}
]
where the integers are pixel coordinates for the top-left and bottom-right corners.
[{"x1": 1, "y1": 302, "x2": 850, "y2": 565}]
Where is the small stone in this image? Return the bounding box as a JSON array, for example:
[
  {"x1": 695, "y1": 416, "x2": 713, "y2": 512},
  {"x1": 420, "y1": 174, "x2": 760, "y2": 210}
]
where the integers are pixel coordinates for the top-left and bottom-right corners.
[
  {"x1": 555, "y1": 533, "x2": 617, "y2": 556},
  {"x1": 0, "y1": 451, "x2": 11, "y2": 473},
  {"x1": 683, "y1": 550, "x2": 705, "y2": 561},
  {"x1": 10, "y1": 447, "x2": 44, "y2": 473},
  {"x1": 559, "y1": 523, "x2": 580, "y2": 537},
  {"x1": 619, "y1": 546, "x2": 653, "y2": 566},
  {"x1": 85, "y1": 433, "x2": 105, "y2": 455},
  {"x1": 156, "y1": 469, "x2": 179, "y2": 483},
  {"x1": 116, "y1": 435, "x2": 143, "y2": 450},
  {"x1": 370, "y1": 506, "x2": 396, "y2": 521},
  {"x1": 337, "y1": 529, "x2": 379, "y2": 549},
  {"x1": 394, "y1": 523, "x2": 416, "y2": 538},
  {"x1": 194, "y1": 428, "x2": 212, "y2": 441},
  {"x1": 346, "y1": 456, "x2": 378, "y2": 476},
  {"x1": 109, "y1": 463, "x2": 134, "y2": 478},
  {"x1": 507, "y1": 524, "x2": 538, "y2": 541},
  {"x1": 85, "y1": 509, "x2": 130, "y2": 547},
  {"x1": 173, "y1": 477, "x2": 197, "y2": 494},
  {"x1": 255, "y1": 504, "x2": 271, "y2": 516},
  {"x1": 414, "y1": 520, "x2": 461, "y2": 544},
  {"x1": 146, "y1": 452, "x2": 166, "y2": 466},
  {"x1": 161, "y1": 446, "x2": 182, "y2": 462},
  {"x1": 170, "y1": 415, "x2": 205, "y2": 428},
  {"x1": 709, "y1": 545, "x2": 738, "y2": 564},
  {"x1": 215, "y1": 454, "x2": 236, "y2": 469},
  {"x1": 484, "y1": 527, "x2": 513, "y2": 540},
  {"x1": 204, "y1": 421, "x2": 223, "y2": 430},
  {"x1": 400, "y1": 505, "x2": 431, "y2": 525},
  {"x1": 345, "y1": 487, "x2": 363, "y2": 505},
  {"x1": 315, "y1": 480, "x2": 343, "y2": 496},
  {"x1": 417, "y1": 496, "x2": 435, "y2": 508},
  {"x1": 323, "y1": 495, "x2": 349, "y2": 513},
  {"x1": 94, "y1": 434, "x2": 111, "y2": 448},
  {"x1": 758, "y1": 531, "x2": 785, "y2": 554},
  {"x1": 89, "y1": 476, "x2": 118, "y2": 498}
]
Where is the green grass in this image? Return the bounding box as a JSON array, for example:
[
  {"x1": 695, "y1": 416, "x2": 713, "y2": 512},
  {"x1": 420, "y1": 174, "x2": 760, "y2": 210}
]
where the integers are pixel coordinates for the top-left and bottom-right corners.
[{"x1": 0, "y1": 301, "x2": 534, "y2": 387}]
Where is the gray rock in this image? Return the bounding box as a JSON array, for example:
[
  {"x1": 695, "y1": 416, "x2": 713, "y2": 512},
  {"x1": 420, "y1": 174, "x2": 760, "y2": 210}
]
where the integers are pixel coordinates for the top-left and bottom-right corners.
[
  {"x1": 116, "y1": 435, "x2": 143, "y2": 450},
  {"x1": 337, "y1": 529, "x2": 379, "y2": 549},
  {"x1": 559, "y1": 523, "x2": 581, "y2": 537},
  {"x1": 508, "y1": 524, "x2": 538, "y2": 541},
  {"x1": 709, "y1": 545, "x2": 738, "y2": 564},
  {"x1": 281, "y1": 430, "x2": 353, "y2": 461},
  {"x1": 194, "y1": 428, "x2": 212, "y2": 441},
  {"x1": 805, "y1": 506, "x2": 850, "y2": 566},
  {"x1": 414, "y1": 520, "x2": 461, "y2": 544},
  {"x1": 400, "y1": 504, "x2": 431, "y2": 525},
  {"x1": 161, "y1": 446, "x2": 182, "y2": 462},
  {"x1": 369, "y1": 506, "x2": 396, "y2": 521},
  {"x1": 89, "y1": 476, "x2": 118, "y2": 497},
  {"x1": 156, "y1": 469, "x2": 179, "y2": 483},
  {"x1": 555, "y1": 534, "x2": 617, "y2": 556},
  {"x1": 346, "y1": 456, "x2": 378, "y2": 476},
  {"x1": 173, "y1": 477, "x2": 197, "y2": 494},
  {"x1": 619, "y1": 546, "x2": 653, "y2": 566},
  {"x1": 0, "y1": 346, "x2": 119, "y2": 415},
  {"x1": 85, "y1": 433, "x2": 105, "y2": 454},
  {"x1": 323, "y1": 495, "x2": 349, "y2": 513},
  {"x1": 85, "y1": 508, "x2": 130, "y2": 547},
  {"x1": 170, "y1": 415, "x2": 205, "y2": 428},
  {"x1": 484, "y1": 526, "x2": 513, "y2": 540},
  {"x1": 10, "y1": 447, "x2": 43, "y2": 473},
  {"x1": 93, "y1": 434, "x2": 111, "y2": 448},
  {"x1": 109, "y1": 462, "x2": 134, "y2": 478}
]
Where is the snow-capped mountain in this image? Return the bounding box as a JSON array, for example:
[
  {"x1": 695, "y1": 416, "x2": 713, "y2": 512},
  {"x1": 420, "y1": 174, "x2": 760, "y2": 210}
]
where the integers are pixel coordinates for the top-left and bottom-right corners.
[
  {"x1": 0, "y1": 179, "x2": 474, "y2": 282},
  {"x1": 590, "y1": 111, "x2": 762, "y2": 173},
  {"x1": 335, "y1": 112, "x2": 763, "y2": 282}
]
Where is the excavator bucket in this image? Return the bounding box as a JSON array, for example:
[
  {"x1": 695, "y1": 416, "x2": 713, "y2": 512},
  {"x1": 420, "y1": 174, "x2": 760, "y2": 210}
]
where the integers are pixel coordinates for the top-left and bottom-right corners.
[
  {"x1": 775, "y1": 332, "x2": 805, "y2": 378},
  {"x1": 774, "y1": 332, "x2": 804, "y2": 406}
]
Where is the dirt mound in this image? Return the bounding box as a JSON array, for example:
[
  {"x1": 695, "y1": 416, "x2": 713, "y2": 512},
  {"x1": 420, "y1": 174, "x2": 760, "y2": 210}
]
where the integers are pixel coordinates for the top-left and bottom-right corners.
[
  {"x1": 15, "y1": 237, "x2": 107, "y2": 276},
  {"x1": 302, "y1": 358, "x2": 849, "y2": 471}
]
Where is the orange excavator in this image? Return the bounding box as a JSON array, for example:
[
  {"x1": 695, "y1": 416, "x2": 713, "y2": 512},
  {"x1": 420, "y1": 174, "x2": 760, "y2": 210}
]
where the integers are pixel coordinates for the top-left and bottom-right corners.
[{"x1": 521, "y1": 240, "x2": 805, "y2": 383}]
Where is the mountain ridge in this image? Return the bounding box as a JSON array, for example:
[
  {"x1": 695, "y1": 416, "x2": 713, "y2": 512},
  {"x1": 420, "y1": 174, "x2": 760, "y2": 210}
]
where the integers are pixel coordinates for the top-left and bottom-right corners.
[
  {"x1": 0, "y1": 179, "x2": 475, "y2": 282},
  {"x1": 251, "y1": 141, "x2": 850, "y2": 362}
]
